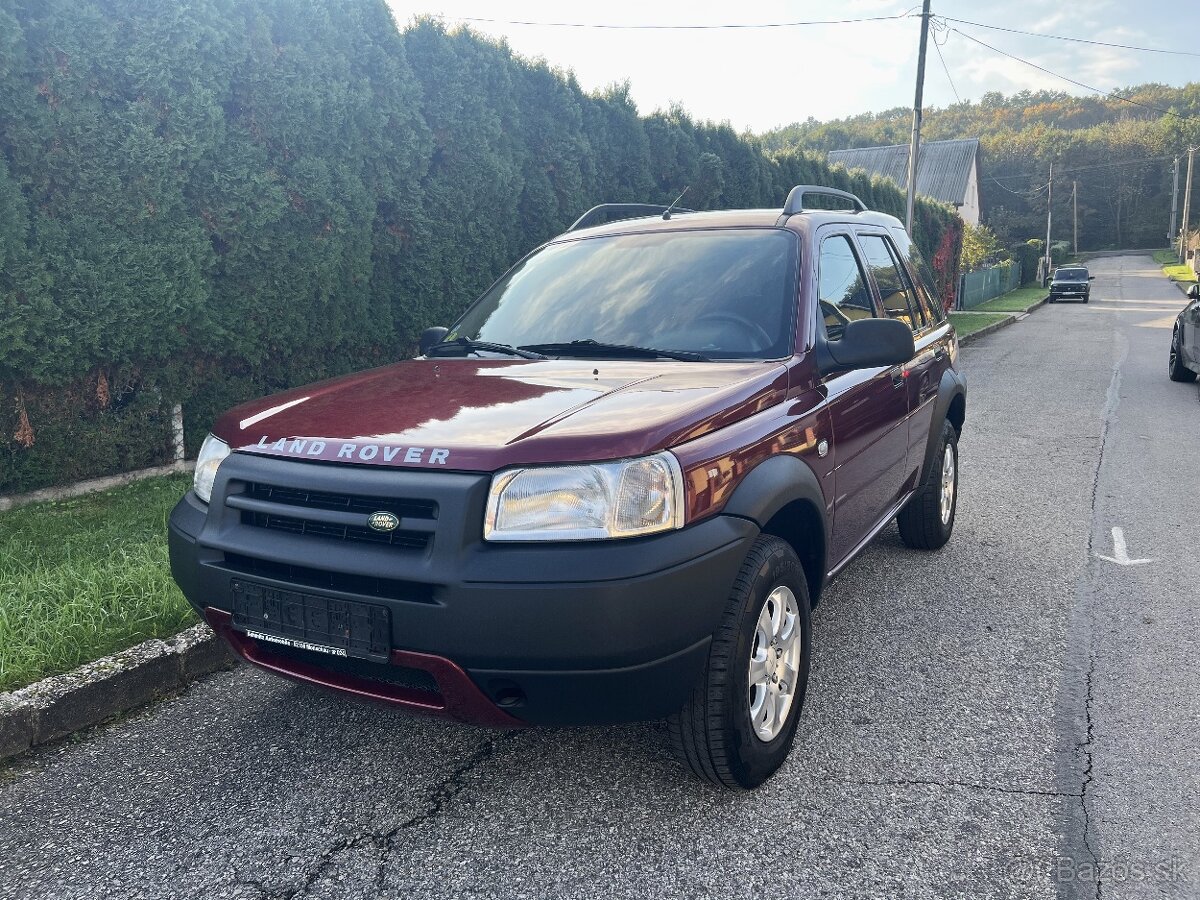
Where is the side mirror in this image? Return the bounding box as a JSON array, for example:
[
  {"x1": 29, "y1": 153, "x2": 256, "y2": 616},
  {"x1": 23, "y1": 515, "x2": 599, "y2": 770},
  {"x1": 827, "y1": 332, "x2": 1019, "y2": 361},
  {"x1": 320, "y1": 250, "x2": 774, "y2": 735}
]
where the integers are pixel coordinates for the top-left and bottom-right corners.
[
  {"x1": 1089, "y1": 275, "x2": 1095, "y2": 281},
  {"x1": 418, "y1": 326, "x2": 449, "y2": 355},
  {"x1": 1188, "y1": 283, "x2": 1200, "y2": 300},
  {"x1": 820, "y1": 318, "x2": 915, "y2": 375}
]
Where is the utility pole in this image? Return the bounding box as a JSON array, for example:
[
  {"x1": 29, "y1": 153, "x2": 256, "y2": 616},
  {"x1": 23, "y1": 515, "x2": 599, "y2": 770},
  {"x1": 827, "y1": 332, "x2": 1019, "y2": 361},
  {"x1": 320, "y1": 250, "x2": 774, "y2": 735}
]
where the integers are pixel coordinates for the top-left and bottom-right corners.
[
  {"x1": 1072, "y1": 180, "x2": 1078, "y2": 256},
  {"x1": 1169, "y1": 155, "x2": 1180, "y2": 247},
  {"x1": 1044, "y1": 161, "x2": 1053, "y2": 283},
  {"x1": 1181, "y1": 147, "x2": 1195, "y2": 264},
  {"x1": 904, "y1": 0, "x2": 932, "y2": 234}
]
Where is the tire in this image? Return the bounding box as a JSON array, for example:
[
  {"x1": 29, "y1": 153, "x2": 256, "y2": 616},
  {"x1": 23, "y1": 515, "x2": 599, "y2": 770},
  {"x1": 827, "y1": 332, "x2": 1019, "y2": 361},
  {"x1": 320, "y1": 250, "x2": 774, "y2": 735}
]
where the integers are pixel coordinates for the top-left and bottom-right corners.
[
  {"x1": 668, "y1": 535, "x2": 812, "y2": 791},
  {"x1": 1169, "y1": 328, "x2": 1197, "y2": 383},
  {"x1": 897, "y1": 419, "x2": 959, "y2": 550}
]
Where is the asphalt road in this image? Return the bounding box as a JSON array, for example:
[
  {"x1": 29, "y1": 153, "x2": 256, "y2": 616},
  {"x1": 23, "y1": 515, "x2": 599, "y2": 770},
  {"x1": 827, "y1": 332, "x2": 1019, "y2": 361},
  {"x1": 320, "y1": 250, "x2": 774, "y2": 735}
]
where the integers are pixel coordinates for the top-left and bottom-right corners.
[{"x1": 2, "y1": 254, "x2": 1197, "y2": 900}]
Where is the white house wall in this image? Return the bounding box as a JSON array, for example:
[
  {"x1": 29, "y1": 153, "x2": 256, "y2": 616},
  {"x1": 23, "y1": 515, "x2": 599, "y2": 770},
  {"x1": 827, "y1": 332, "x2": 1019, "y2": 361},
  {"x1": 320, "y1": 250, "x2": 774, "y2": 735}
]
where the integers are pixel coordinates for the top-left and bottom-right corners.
[{"x1": 960, "y1": 158, "x2": 981, "y2": 225}]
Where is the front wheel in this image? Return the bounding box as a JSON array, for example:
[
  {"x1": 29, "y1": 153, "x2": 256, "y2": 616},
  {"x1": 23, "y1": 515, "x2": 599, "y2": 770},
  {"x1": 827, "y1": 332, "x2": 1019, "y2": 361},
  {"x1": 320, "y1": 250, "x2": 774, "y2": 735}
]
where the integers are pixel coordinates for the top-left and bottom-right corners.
[
  {"x1": 1169, "y1": 328, "x2": 1197, "y2": 382},
  {"x1": 668, "y1": 535, "x2": 812, "y2": 790},
  {"x1": 897, "y1": 419, "x2": 959, "y2": 550}
]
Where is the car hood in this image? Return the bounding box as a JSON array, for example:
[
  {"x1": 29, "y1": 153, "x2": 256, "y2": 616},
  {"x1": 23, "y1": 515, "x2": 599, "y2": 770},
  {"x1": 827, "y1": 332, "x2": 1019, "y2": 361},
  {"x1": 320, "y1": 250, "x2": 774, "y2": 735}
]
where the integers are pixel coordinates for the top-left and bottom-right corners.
[{"x1": 213, "y1": 358, "x2": 789, "y2": 472}]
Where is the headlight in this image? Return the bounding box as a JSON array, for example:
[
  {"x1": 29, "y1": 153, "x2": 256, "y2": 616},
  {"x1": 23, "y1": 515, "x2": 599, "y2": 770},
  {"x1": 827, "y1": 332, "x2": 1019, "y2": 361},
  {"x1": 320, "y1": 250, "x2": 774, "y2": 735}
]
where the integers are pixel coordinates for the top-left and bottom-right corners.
[
  {"x1": 484, "y1": 452, "x2": 685, "y2": 541},
  {"x1": 193, "y1": 433, "x2": 231, "y2": 503}
]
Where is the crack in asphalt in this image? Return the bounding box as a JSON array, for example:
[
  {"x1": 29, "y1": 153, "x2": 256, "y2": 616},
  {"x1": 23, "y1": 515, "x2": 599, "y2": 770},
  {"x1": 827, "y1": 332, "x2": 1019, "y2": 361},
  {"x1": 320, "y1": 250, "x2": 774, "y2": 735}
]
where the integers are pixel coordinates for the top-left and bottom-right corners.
[
  {"x1": 262, "y1": 733, "x2": 513, "y2": 900},
  {"x1": 1079, "y1": 653, "x2": 1101, "y2": 900},
  {"x1": 1070, "y1": 330, "x2": 1128, "y2": 900}
]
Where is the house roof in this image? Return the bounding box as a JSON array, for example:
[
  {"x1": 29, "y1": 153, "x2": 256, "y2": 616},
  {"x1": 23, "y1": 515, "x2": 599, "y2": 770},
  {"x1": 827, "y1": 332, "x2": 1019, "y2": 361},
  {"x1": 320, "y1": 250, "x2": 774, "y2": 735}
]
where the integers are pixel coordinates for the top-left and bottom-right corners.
[{"x1": 827, "y1": 138, "x2": 979, "y2": 207}]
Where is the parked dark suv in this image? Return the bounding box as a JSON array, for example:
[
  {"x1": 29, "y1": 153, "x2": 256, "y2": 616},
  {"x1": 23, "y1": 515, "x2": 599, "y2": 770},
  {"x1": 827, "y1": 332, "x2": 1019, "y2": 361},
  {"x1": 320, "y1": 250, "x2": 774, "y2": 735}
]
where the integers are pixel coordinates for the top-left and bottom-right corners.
[
  {"x1": 169, "y1": 186, "x2": 966, "y2": 789},
  {"x1": 1048, "y1": 265, "x2": 1094, "y2": 303}
]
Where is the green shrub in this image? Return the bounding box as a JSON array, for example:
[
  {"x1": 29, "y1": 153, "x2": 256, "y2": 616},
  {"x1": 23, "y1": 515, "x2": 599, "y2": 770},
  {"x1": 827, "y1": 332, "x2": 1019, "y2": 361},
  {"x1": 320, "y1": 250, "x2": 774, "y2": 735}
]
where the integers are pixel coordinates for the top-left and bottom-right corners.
[{"x1": 0, "y1": 4, "x2": 963, "y2": 494}]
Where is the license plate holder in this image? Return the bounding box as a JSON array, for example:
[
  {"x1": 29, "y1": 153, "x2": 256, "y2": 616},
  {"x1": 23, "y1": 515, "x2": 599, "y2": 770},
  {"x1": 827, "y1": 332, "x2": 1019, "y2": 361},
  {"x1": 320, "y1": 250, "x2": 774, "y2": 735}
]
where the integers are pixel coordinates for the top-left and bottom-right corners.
[{"x1": 231, "y1": 580, "x2": 391, "y2": 662}]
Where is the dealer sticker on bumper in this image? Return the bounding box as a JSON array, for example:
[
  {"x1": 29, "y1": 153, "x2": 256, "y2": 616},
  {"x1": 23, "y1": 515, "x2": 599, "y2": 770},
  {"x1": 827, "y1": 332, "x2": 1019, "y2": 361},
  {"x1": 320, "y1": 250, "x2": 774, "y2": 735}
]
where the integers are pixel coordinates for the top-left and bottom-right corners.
[{"x1": 244, "y1": 629, "x2": 349, "y2": 657}]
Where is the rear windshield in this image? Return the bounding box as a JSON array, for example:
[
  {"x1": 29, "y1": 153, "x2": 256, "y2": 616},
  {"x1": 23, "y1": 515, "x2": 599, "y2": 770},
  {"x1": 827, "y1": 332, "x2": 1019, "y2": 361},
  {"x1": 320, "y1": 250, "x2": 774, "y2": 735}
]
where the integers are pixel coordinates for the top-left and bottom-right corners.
[
  {"x1": 448, "y1": 229, "x2": 798, "y2": 359},
  {"x1": 1055, "y1": 268, "x2": 1088, "y2": 281}
]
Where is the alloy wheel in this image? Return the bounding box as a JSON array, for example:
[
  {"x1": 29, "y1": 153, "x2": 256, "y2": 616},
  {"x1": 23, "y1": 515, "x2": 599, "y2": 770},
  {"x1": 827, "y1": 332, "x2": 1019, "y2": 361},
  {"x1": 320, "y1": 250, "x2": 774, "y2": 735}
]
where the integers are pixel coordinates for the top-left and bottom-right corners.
[
  {"x1": 940, "y1": 444, "x2": 957, "y2": 526},
  {"x1": 748, "y1": 585, "x2": 803, "y2": 742}
]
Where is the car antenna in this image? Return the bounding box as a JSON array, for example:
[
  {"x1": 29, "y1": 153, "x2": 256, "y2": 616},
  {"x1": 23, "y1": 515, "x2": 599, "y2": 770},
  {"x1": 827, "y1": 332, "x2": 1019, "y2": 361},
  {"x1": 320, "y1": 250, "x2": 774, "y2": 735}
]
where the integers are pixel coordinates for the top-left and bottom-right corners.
[{"x1": 662, "y1": 186, "x2": 689, "y2": 220}]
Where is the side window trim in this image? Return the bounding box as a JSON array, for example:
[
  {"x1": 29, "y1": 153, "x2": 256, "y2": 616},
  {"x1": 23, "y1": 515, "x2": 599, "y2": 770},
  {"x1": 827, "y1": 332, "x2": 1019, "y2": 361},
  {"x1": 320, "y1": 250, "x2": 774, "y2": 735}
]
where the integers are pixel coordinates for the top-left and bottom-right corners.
[
  {"x1": 816, "y1": 228, "x2": 881, "y2": 342},
  {"x1": 887, "y1": 225, "x2": 946, "y2": 326},
  {"x1": 882, "y1": 236, "x2": 931, "y2": 333},
  {"x1": 852, "y1": 228, "x2": 927, "y2": 336}
]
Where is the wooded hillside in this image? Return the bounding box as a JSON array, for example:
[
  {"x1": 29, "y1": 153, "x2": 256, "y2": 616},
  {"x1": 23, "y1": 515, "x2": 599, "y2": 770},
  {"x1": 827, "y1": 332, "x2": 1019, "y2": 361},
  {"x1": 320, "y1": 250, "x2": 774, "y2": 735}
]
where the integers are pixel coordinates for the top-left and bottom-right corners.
[{"x1": 764, "y1": 85, "x2": 1200, "y2": 251}]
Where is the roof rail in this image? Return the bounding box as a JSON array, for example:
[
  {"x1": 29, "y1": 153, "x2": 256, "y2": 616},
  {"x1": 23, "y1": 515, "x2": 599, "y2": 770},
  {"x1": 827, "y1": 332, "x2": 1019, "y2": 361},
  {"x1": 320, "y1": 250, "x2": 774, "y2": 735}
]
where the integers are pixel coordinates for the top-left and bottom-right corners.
[
  {"x1": 567, "y1": 203, "x2": 694, "y2": 232},
  {"x1": 776, "y1": 185, "x2": 867, "y2": 225}
]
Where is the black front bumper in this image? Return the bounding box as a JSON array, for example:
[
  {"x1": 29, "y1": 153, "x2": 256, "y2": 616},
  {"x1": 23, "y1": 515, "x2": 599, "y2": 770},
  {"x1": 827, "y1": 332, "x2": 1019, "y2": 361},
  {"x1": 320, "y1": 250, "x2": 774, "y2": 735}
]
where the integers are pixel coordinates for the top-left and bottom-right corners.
[
  {"x1": 1050, "y1": 285, "x2": 1088, "y2": 300},
  {"x1": 169, "y1": 453, "x2": 757, "y2": 726}
]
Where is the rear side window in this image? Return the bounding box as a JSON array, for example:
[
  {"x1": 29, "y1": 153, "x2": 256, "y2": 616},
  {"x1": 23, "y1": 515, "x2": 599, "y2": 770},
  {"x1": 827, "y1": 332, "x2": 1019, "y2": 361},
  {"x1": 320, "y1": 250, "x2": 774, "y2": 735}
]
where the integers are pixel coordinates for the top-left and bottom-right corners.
[
  {"x1": 888, "y1": 226, "x2": 945, "y2": 324},
  {"x1": 817, "y1": 234, "x2": 875, "y2": 340},
  {"x1": 858, "y1": 234, "x2": 927, "y2": 333}
]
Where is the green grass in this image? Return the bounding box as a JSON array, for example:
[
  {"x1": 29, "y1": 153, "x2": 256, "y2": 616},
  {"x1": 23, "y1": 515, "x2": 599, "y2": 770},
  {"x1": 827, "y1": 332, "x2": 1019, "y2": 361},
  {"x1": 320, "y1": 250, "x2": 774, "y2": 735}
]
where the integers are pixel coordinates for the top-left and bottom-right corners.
[
  {"x1": 967, "y1": 284, "x2": 1048, "y2": 313},
  {"x1": 0, "y1": 473, "x2": 197, "y2": 692},
  {"x1": 1153, "y1": 248, "x2": 1197, "y2": 283},
  {"x1": 948, "y1": 311, "x2": 1011, "y2": 338}
]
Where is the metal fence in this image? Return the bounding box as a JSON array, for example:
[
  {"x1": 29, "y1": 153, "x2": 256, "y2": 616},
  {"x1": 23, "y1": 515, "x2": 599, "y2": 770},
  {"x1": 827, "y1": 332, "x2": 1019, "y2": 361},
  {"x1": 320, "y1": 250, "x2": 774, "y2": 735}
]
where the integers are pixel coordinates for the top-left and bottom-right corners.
[{"x1": 957, "y1": 261, "x2": 1022, "y2": 310}]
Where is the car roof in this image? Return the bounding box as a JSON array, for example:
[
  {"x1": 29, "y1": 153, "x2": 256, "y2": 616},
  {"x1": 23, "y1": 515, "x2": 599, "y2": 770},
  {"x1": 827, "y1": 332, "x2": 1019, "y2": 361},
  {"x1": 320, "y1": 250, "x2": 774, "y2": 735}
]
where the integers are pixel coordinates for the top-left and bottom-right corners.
[{"x1": 552, "y1": 207, "x2": 905, "y2": 242}]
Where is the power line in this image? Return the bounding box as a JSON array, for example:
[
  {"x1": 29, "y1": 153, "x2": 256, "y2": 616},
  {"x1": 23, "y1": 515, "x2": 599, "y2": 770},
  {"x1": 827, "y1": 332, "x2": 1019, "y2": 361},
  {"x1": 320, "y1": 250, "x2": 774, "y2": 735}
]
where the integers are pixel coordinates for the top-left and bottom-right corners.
[
  {"x1": 948, "y1": 27, "x2": 1200, "y2": 125},
  {"x1": 939, "y1": 16, "x2": 1200, "y2": 58},
  {"x1": 443, "y1": 12, "x2": 914, "y2": 30},
  {"x1": 988, "y1": 175, "x2": 1048, "y2": 197},
  {"x1": 988, "y1": 154, "x2": 1177, "y2": 182},
  {"x1": 930, "y1": 22, "x2": 961, "y2": 103}
]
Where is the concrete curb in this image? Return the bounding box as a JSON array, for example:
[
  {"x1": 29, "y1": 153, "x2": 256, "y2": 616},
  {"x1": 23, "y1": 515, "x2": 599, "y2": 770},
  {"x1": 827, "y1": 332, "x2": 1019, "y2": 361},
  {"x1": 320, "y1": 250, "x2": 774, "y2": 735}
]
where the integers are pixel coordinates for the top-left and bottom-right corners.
[
  {"x1": 0, "y1": 460, "x2": 195, "y2": 513},
  {"x1": 957, "y1": 294, "x2": 1048, "y2": 347},
  {"x1": 0, "y1": 623, "x2": 235, "y2": 762}
]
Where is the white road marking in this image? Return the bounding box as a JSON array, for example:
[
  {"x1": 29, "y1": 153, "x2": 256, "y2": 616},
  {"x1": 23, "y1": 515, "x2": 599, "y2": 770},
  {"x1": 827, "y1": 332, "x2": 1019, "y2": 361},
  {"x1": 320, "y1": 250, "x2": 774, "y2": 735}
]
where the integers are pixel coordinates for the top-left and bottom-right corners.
[{"x1": 1094, "y1": 526, "x2": 1154, "y2": 566}]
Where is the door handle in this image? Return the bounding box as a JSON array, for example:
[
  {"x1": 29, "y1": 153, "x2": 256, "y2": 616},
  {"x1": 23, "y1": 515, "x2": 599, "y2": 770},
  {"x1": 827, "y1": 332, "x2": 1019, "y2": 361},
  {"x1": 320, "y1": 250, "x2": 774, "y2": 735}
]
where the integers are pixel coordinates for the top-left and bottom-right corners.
[{"x1": 890, "y1": 367, "x2": 905, "y2": 388}]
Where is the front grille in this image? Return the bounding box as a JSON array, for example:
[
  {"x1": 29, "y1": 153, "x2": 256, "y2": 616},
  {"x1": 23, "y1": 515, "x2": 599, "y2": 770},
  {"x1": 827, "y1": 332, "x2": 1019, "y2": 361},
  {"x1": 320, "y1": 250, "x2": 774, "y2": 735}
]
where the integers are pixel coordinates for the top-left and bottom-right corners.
[
  {"x1": 243, "y1": 510, "x2": 430, "y2": 549},
  {"x1": 244, "y1": 483, "x2": 438, "y2": 520},
  {"x1": 221, "y1": 553, "x2": 436, "y2": 604},
  {"x1": 235, "y1": 482, "x2": 437, "y2": 551}
]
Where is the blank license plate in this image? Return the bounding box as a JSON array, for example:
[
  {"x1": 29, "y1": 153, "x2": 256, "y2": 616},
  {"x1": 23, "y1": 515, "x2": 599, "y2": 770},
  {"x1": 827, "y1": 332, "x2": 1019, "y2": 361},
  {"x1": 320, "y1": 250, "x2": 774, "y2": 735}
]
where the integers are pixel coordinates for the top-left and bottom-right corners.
[{"x1": 231, "y1": 580, "x2": 391, "y2": 662}]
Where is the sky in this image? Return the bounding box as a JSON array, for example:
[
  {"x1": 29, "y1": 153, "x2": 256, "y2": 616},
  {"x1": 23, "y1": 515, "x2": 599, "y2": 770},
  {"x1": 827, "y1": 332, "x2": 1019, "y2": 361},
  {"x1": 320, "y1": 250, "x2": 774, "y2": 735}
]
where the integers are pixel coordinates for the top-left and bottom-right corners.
[{"x1": 384, "y1": 0, "x2": 1200, "y2": 133}]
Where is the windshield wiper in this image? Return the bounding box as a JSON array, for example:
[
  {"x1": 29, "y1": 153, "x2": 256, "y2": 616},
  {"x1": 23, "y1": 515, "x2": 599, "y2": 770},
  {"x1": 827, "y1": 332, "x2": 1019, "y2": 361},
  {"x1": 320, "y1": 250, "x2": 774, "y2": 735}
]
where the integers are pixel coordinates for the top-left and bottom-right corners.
[
  {"x1": 518, "y1": 339, "x2": 710, "y2": 362},
  {"x1": 426, "y1": 337, "x2": 547, "y2": 360}
]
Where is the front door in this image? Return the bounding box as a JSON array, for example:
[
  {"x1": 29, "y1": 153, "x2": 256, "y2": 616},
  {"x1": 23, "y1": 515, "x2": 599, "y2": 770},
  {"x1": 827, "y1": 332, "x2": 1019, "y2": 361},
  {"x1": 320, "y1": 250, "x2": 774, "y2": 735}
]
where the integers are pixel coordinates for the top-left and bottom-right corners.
[
  {"x1": 857, "y1": 231, "x2": 947, "y2": 492},
  {"x1": 817, "y1": 231, "x2": 911, "y2": 565},
  {"x1": 1185, "y1": 298, "x2": 1200, "y2": 368}
]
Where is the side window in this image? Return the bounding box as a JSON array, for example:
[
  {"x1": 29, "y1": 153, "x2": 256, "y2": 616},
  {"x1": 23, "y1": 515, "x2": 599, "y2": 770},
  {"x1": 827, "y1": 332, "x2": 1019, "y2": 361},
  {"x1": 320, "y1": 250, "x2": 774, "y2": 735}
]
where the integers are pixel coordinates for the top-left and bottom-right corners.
[
  {"x1": 858, "y1": 233, "x2": 926, "y2": 332},
  {"x1": 817, "y1": 234, "x2": 875, "y2": 340},
  {"x1": 888, "y1": 226, "x2": 945, "y2": 324}
]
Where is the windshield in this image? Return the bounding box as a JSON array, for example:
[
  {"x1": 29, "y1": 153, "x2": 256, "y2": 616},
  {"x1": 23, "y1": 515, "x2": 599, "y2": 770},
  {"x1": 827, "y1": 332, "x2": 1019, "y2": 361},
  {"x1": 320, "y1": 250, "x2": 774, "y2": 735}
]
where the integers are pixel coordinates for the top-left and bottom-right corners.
[
  {"x1": 1055, "y1": 268, "x2": 1088, "y2": 281},
  {"x1": 448, "y1": 229, "x2": 798, "y2": 360}
]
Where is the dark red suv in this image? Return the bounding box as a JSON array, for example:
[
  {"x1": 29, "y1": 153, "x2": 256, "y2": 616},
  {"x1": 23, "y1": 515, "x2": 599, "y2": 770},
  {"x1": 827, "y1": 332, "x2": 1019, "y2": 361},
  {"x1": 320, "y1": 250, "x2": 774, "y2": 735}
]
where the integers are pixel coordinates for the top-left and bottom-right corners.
[{"x1": 169, "y1": 186, "x2": 965, "y2": 789}]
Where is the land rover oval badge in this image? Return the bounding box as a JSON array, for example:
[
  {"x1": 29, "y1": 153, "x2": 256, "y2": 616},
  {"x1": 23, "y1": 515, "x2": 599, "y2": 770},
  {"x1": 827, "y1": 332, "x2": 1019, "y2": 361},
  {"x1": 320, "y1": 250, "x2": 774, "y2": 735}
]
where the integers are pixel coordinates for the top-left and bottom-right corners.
[{"x1": 368, "y1": 511, "x2": 399, "y2": 533}]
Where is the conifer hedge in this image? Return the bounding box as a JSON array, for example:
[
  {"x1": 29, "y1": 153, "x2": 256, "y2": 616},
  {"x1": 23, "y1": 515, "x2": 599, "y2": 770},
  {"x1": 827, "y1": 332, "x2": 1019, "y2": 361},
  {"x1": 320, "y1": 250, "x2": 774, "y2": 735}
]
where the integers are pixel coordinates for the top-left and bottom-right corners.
[{"x1": 0, "y1": 1, "x2": 961, "y2": 494}]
